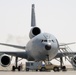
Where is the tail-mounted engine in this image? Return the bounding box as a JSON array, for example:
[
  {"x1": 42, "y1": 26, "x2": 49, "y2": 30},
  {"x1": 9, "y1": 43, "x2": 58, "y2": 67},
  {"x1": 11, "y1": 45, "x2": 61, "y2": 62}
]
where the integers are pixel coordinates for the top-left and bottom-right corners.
[
  {"x1": 29, "y1": 27, "x2": 41, "y2": 39},
  {"x1": 0, "y1": 54, "x2": 11, "y2": 67}
]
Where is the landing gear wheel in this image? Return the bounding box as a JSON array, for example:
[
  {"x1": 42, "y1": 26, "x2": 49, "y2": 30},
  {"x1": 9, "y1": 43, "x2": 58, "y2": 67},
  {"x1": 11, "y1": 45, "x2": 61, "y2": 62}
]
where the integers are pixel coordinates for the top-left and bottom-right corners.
[
  {"x1": 18, "y1": 66, "x2": 21, "y2": 71},
  {"x1": 61, "y1": 66, "x2": 67, "y2": 71},
  {"x1": 12, "y1": 66, "x2": 15, "y2": 71},
  {"x1": 12, "y1": 66, "x2": 21, "y2": 71},
  {"x1": 36, "y1": 69, "x2": 38, "y2": 71}
]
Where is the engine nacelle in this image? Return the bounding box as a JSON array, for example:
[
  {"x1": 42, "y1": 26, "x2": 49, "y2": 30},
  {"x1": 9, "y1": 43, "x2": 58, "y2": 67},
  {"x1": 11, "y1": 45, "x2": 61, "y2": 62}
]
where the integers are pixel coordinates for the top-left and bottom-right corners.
[
  {"x1": 29, "y1": 27, "x2": 41, "y2": 39},
  {"x1": 0, "y1": 54, "x2": 11, "y2": 67},
  {"x1": 71, "y1": 55, "x2": 76, "y2": 69}
]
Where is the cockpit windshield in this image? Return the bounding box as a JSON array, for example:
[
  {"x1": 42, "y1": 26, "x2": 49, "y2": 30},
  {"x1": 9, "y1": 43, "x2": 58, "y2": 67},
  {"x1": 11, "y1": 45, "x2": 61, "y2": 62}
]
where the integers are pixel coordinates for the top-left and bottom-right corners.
[
  {"x1": 41, "y1": 39, "x2": 54, "y2": 43},
  {"x1": 41, "y1": 40, "x2": 47, "y2": 42}
]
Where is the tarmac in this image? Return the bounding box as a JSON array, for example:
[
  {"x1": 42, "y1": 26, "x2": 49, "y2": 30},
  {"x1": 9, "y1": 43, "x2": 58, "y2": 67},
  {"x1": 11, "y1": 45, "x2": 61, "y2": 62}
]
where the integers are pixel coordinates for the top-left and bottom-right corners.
[
  {"x1": 0, "y1": 64, "x2": 76, "y2": 75},
  {"x1": 0, "y1": 71, "x2": 76, "y2": 75},
  {"x1": 0, "y1": 66, "x2": 76, "y2": 75}
]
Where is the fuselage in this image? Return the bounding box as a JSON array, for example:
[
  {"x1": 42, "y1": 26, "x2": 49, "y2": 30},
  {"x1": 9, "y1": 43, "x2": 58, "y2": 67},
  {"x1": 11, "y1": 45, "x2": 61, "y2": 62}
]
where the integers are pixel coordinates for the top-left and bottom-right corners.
[{"x1": 26, "y1": 33, "x2": 59, "y2": 61}]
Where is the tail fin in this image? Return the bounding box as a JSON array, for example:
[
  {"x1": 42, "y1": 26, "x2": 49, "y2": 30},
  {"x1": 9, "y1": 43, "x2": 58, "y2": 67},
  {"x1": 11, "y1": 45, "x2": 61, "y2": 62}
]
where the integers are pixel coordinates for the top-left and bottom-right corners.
[{"x1": 31, "y1": 4, "x2": 36, "y2": 27}]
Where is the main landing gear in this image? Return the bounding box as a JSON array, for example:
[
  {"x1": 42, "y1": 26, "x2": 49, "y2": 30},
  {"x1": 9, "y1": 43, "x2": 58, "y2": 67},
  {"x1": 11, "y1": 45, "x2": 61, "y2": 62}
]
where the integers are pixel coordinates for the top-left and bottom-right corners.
[
  {"x1": 12, "y1": 57, "x2": 22, "y2": 71},
  {"x1": 60, "y1": 57, "x2": 67, "y2": 71}
]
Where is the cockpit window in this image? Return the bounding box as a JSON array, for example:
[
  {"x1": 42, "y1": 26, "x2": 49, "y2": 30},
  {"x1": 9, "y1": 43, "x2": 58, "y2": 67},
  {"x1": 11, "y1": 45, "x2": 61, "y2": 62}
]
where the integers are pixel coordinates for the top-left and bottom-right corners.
[
  {"x1": 44, "y1": 40, "x2": 47, "y2": 42},
  {"x1": 41, "y1": 40, "x2": 47, "y2": 42},
  {"x1": 51, "y1": 40, "x2": 54, "y2": 42},
  {"x1": 41, "y1": 40, "x2": 54, "y2": 43}
]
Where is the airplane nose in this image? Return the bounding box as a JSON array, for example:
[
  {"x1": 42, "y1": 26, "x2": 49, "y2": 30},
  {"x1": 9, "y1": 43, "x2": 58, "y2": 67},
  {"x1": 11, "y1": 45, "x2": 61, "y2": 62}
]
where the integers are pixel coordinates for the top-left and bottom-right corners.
[{"x1": 45, "y1": 45, "x2": 51, "y2": 50}]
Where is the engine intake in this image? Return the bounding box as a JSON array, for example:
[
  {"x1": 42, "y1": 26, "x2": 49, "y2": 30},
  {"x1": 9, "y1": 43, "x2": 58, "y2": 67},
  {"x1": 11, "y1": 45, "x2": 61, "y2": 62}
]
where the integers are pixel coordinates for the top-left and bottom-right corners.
[
  {"x1": 0, "y1": 54, "x2": 11, "y2": 67},
  {"x1": 29, "y1": 27, "x2": 41, "y2": 39}
]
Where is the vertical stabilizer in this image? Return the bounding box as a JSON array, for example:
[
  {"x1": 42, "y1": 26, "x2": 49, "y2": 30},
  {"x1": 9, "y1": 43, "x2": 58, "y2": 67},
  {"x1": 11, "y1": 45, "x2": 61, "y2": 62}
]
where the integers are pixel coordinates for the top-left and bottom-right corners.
[{"x1": 31, "y1": 4, "x2": 36, "y2": 27}]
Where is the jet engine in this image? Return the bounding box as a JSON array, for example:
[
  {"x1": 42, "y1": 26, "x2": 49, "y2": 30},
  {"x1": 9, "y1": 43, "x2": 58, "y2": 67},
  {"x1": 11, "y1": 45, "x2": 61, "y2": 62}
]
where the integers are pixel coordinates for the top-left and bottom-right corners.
[
  {"x1": 29, "y1": 27, "x2": 41, "y2": 39},
  {"x1": 0, "y1": 54, "x2": 11, "y2": 67},
  {"x1": 71, "y1": 55, "x2": 76, "y2": 69}
]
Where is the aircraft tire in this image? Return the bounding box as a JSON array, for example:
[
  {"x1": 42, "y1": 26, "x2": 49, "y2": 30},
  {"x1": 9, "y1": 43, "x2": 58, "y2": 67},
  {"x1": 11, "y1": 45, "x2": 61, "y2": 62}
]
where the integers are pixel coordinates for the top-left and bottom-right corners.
[
  {"x1": 18, "y1": 66, "x2": 21, "y2": 71},
  {"x1": 61, "y1": 66, "x2": 67, "y2": 71},
  {"x1": 12, "y1": 66, "x2": 15, "y2": 71}
]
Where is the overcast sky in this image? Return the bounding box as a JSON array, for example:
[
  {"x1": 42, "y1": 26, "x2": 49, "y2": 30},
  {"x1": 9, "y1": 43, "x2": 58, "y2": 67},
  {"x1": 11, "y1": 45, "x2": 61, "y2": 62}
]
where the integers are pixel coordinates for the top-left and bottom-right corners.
[{"x1": 0, "y1": 0, "x2": 76, "y2": 50}]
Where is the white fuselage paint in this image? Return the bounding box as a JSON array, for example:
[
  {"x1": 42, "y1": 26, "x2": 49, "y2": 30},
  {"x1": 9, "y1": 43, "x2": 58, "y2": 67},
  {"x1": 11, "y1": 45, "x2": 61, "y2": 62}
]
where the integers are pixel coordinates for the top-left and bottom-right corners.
[{"x1": 26, "y1": 33, "x2": 59, "y2": 61}]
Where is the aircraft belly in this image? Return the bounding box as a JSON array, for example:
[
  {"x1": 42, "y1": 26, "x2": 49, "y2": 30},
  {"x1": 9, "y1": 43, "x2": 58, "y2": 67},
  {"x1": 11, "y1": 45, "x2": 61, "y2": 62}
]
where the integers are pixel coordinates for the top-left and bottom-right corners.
[
  {"x1": 28, "y1": 47, "x2": 46, "y2": 61},
  {"x1": 28, "y1": 47, "x2": 58, "y2": 61}
]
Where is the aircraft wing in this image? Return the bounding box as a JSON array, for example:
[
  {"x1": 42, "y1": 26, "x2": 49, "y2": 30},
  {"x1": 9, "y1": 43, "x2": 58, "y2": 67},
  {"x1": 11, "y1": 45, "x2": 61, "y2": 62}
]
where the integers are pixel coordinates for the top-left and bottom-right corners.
[
  {"x1": 0, "y1": 43, "x2": 27, "y2": 58},
  {"x1": 0, "y1": 50, "x2": 28, "y2": 59},
  {"x1": 55, "y1": 52, "x2": 76, "y2": 58},
  {"x1": 0, "y1": 42, "x2": 75, "y2": 49},
  {"x1": 0, "y1": 43, "x2": 26, "y2": 50},
  {"x1": 59, "y1": 42, "x2": 76, "y2": 46}
]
